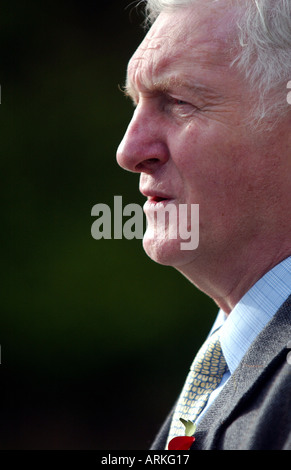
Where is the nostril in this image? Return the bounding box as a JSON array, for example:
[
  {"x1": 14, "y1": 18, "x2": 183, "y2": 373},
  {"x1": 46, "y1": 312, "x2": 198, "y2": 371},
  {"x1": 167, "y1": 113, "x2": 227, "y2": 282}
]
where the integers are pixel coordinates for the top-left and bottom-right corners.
[
  {"x1": 147, "y1": 158, "x2": 160, "y2": 163},
  {"x1": 136, "y1": 158, "x2": 160, "y2": 172}
]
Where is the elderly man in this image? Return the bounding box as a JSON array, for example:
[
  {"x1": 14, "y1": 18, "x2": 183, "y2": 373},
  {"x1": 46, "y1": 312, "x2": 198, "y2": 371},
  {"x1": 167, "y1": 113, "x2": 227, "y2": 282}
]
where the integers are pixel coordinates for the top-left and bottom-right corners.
[{"x1": 117, "y1": 0, "x2": 291, "y2": 450}]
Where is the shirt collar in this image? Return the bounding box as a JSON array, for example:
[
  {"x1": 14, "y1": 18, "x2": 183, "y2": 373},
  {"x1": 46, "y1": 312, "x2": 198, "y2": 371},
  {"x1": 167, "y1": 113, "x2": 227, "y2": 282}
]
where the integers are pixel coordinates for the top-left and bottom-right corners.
[{"x1": 213, "y1": 256, "x2": 291, "y2": 374}]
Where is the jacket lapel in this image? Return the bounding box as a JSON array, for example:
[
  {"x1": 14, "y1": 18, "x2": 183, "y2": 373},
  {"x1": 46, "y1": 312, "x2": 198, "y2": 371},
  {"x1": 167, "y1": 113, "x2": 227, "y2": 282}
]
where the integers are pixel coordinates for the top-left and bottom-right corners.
[
  {"x1": 150, "y1": 295, "x2": 291, "y2": 450},
  {"x1": 193, "y1": 295, "x2": 291, "y2": 449}
]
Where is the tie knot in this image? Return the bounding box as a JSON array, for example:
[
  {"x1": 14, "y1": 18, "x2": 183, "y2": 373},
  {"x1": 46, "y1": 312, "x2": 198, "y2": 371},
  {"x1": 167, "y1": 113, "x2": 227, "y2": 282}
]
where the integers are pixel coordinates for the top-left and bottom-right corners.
[{"x1": 190, "y1": 330, "x2": 227, "y2": 377}]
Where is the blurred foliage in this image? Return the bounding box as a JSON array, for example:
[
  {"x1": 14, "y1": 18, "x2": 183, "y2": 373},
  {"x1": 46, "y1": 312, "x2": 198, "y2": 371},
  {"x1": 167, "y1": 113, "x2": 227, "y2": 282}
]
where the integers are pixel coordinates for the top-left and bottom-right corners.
[{"x1": 1, "y1": 0, "x2": 218, "y2": 449}]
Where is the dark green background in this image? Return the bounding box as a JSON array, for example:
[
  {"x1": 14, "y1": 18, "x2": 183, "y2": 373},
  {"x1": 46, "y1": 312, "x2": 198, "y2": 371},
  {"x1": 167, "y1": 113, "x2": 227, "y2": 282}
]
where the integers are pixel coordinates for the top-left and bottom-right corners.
[{"x1": 2, "y1": 0, "x2": 218, "y2": 449}]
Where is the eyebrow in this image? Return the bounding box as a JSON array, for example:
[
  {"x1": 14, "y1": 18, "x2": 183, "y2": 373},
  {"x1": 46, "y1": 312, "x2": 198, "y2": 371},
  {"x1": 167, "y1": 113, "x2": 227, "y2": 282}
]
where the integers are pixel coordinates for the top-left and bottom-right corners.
[{"x1": 123, "y1": 74, "x2": 218, "y2": 103}]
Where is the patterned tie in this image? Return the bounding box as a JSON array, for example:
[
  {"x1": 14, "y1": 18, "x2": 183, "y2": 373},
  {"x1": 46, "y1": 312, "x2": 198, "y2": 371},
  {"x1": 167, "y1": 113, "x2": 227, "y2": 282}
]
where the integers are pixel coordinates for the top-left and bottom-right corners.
[{"x1": 167, "y1": 328, "x2": 227, "y2": 446}]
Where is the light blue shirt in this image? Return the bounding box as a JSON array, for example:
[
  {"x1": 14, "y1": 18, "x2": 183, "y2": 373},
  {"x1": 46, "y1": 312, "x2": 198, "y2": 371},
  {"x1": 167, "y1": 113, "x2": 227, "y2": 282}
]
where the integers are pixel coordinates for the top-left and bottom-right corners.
[{"x1": 196, "y1": 256, "x2": 291, "y2": 424}]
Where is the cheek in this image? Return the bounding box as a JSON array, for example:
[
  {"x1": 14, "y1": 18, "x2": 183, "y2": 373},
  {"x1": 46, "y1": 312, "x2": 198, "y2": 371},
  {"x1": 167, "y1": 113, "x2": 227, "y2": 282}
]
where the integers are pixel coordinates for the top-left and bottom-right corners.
[
  {"x1": 170, "y1": 127, "x2": 236, "y2": 198},
  {"x1": 170, "y1": 125, "x2": 262, "y2": 228}
]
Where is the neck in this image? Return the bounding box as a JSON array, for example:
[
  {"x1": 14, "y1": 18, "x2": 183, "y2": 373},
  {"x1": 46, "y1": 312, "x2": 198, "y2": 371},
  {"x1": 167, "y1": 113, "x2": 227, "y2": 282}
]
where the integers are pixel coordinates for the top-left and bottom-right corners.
[{"x1": 176, "y1": 241, "x2": 291, "y2": 315}]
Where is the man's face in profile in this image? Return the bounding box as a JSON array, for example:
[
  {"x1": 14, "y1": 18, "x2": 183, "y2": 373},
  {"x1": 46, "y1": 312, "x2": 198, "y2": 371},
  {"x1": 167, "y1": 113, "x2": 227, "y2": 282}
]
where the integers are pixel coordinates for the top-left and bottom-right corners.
[{"x1": 117, "y1": 3, "x2": 285, "y2": 275}]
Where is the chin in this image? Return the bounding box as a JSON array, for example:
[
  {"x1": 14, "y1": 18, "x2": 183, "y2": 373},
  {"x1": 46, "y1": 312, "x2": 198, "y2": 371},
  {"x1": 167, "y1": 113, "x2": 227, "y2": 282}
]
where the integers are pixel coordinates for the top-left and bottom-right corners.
[{"x1": 142, "y1": 229, "x2": 197, "y2": 267}]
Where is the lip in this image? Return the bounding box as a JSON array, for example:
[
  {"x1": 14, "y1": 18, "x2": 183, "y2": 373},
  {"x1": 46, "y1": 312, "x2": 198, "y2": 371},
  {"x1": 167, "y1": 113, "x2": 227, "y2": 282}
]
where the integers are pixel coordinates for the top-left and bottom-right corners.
[
  {"x1": 140, "y1": 188, "x2": 175, "y2": 209},
  {"x1": 140, "y1": 188, "x2": 174, "y2": 201},
  {"x1": 140, "y1": 188, "x2": 174, "y2": 206}
]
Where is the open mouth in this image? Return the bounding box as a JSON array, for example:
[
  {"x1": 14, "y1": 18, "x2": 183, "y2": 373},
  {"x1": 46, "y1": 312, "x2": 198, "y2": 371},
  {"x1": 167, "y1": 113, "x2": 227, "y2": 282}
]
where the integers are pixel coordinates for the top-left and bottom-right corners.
[
  {"x1": 145, "y1": 196, "x2": 174, "y2": 208},
  {"x1": 140, "y1": 188, "x2": 174, "y2": 209},
  {"x1": 151, "y1": 196, "x2": 169, "y2": 203}
]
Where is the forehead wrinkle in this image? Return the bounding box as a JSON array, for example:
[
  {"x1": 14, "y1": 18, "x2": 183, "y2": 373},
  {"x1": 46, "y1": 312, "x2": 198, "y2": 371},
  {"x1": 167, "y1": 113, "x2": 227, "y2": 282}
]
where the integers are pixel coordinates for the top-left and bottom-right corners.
[
  {"x1": 125, "y1": 56, "x2": 222, "y2": 104},
  {"x1": 124, "y1": 7, "x2": 236, "y2": 102},
  {"x1": 125, "y1": 22, "x2": 200, "y2": 97},
  {"x1": 126, "y1": 36, "x2": 174, "y2": 90},
  {"x1": 126, "y1": 45, "x2": 203, "y2": 102}
]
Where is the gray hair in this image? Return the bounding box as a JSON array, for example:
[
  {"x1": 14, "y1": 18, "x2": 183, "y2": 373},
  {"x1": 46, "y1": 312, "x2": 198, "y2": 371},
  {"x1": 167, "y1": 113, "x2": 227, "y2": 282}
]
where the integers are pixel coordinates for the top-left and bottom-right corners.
[{"x1": 143, "y1": 0, "x2": 291, "y2": 128}]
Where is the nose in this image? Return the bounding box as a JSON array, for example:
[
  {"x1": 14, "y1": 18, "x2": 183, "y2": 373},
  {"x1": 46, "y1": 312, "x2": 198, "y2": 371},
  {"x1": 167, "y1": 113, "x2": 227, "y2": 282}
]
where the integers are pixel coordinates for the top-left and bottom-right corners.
[{"x1": 116, "y1": 104, "x2": 169, "y2": 174}]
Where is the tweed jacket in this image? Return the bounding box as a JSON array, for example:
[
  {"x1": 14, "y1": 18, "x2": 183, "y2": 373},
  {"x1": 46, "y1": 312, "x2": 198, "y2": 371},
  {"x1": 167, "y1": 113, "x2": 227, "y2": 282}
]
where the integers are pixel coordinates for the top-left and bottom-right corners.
[{"x1": 150, "y1": 295, "x2": 291, "y2": 450}]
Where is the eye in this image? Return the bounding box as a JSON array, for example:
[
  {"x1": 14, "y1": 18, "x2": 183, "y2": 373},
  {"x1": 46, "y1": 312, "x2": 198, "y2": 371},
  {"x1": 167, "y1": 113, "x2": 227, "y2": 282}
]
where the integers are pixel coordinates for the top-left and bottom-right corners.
[
  {"x1": 169, "y1": 96, "x2": 194, "y2": 110},
  {"x1": 163, "y1": 96, "x2": 200, "y2": 120},
  {"x1": 173, "y1": 99, "x2": 188, "y2": 106},
  {"x1": 167, "y1": 96, "x2": 196, "y2": 116}
]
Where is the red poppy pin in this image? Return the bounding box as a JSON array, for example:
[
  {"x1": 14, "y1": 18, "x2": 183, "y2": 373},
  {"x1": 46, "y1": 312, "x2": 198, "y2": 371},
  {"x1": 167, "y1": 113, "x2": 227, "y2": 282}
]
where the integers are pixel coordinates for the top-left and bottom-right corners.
[{"x1": 168, "y1": 419, "x2": 196, "y2": 450}]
